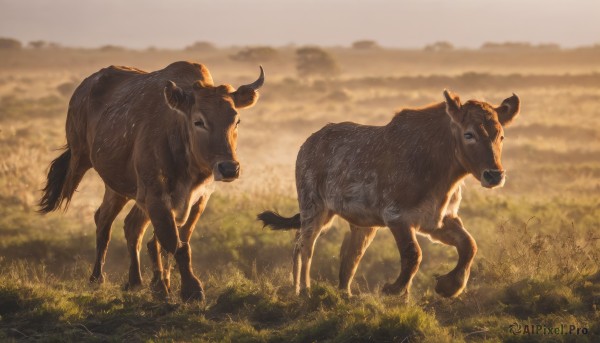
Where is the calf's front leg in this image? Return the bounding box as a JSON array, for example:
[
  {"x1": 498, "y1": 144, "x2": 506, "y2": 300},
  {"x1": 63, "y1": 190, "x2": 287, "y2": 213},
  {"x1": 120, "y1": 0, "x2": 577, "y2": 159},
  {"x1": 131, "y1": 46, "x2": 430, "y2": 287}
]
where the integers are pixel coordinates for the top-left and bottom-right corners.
[
  {"x1": 424, "y1": 215, "x2": 477, "y2": 298},
  {"x1": 382, "y1": 224, "x2": 422, "y2": 299},
  {"x1": 338, "y1": 226, "x2": 378, "y2": 295}
]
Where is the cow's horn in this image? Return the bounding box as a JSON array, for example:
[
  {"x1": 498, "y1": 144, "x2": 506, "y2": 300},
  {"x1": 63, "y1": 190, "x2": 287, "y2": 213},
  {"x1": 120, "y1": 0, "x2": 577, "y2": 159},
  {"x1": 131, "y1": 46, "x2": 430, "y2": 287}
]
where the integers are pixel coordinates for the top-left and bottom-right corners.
[{"x1": 242, "y1": 66, "x2": 264, "y2": 91}]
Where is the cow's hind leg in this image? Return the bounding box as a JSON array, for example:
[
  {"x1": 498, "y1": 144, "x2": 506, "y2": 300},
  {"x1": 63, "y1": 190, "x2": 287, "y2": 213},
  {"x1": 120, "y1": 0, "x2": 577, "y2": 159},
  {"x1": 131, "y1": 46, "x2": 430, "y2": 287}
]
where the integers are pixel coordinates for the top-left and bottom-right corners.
[
  {"x1": 382, "y1": 224, "x2": 422, "y2": 300},
  {"x1": 425, "y1": 216, "x2": 477, "y2": 298},
  {"x1": 339, "y1": 226, "x2": 378, "y2": 295},
  {"x1": 295, "y1": 208, "x2": 334, "y2": 295},
  {"x1": 90, "y1": 187, "x2": 128, "y2": 283},
  {"x1": 123, "y1": 205, "x2": 150, "y2": 291}
]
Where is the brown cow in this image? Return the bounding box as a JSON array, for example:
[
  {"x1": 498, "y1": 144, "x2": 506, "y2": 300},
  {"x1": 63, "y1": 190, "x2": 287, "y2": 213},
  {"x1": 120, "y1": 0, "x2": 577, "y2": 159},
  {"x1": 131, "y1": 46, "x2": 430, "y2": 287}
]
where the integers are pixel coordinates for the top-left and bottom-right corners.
[
  {"x1": 258, "y1": 90, "x2": 520, "y2": 299},
  {"x1": 39, "y1": 61, "x2": 264, "y2": 301}
]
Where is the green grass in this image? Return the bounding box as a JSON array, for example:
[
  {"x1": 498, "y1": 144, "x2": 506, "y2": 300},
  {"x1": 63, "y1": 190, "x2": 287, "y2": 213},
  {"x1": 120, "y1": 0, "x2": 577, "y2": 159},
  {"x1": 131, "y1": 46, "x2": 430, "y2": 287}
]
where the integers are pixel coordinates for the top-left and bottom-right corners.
[{"x1": 1, "y1": 48, "x2": 600, "y2": 341}]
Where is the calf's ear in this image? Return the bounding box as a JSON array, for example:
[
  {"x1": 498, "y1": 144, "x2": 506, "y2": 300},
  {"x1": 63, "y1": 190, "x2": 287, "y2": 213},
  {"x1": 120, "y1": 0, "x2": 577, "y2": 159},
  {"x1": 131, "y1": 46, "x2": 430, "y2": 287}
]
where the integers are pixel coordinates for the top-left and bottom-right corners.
[
  {"x1": 443, "y1": 89, "x2": 463, "y2": 123},
  {"x1": 164, "y1": 80, "x2": 190, "y2": 114},
  {"x1": 495, "y1": 93, "x2": 520, "y2": 127}
]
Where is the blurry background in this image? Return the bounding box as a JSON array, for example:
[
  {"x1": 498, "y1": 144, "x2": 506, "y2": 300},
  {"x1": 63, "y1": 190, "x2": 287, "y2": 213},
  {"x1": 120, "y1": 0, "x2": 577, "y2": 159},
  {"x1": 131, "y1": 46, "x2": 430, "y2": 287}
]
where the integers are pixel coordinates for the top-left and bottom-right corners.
[{"x1": 0, "y1": 0, "x2": 599, "y2": 341}]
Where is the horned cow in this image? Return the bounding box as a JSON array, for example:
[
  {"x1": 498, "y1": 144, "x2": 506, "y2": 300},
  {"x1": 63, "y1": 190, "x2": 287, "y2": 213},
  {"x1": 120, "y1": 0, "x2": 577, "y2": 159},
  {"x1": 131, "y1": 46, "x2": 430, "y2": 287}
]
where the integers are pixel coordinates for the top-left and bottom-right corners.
[
  {"x1": 259, "y1": 90, "x2": 520, "y2": 299},
  {"x1": 39, "y1": 61, "x2": 264, "y2": 301}
]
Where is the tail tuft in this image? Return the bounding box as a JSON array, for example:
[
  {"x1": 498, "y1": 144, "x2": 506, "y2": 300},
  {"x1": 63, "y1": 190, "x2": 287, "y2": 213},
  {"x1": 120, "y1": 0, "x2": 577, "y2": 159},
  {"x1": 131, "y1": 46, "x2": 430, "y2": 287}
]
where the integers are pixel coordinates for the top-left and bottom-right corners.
[
  {"x1": 257, "y1": 211, "x2": 301, "y2": 230},
  {"x1": 38, "y1": 148, "x2": 71, "y2": 214}
]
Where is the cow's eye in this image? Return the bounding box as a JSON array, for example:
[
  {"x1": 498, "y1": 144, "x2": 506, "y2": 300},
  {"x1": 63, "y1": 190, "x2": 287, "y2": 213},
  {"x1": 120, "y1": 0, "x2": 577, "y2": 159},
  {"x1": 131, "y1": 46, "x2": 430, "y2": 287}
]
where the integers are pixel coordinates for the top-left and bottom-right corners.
[
  {"x1": 236, "y1": 119, "x2": 241, "y2": 127},
  {"x1": 194, "y1": 120, "x2": 206, "y2": 128},
  {"x1": 464, "y1": 132, "x2": 475, "y2": 140},
  {"x1": 500, "y1": 135, "x2": 505, "y2": 141}
]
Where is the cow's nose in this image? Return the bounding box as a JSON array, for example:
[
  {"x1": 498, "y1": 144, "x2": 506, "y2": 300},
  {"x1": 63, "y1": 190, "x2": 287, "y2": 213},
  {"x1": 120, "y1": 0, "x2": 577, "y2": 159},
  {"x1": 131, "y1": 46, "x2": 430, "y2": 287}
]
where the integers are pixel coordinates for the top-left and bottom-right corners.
[
  {"x1": 217, "y1": 161, "x2": 240, "y2": 179},
  {"x1": 482, "y1": 169, "x2": 505, "y2": 186}
]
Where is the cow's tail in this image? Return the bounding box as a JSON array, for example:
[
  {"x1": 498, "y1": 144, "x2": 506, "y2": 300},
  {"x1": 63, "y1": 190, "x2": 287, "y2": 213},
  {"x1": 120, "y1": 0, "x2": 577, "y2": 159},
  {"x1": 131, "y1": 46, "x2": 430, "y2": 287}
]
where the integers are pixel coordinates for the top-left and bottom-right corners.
[
  {"x1": 38, "y1": 147, "x2": 80, "y2": 214},
  {"x1": 257, "y1": 211, "x2": 301, "y2": 230}
]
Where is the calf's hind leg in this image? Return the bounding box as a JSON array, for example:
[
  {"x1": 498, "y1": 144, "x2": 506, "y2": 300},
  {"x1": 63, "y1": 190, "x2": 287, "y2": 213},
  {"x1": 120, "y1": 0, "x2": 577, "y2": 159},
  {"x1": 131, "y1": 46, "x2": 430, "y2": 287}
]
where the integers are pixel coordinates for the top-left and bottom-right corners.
[
  {"x1": 295, "y1": 209, "x2": 334, "y2": 295},
  {"x1": 424, "y1": 216, "x2": 477, "y2": 298},
  {"x1": 338, "y1": 226, "x2": 378, "y2": 295},
  {"x1": 90, "y1": 187, "x2": 128, "y2": 283}
]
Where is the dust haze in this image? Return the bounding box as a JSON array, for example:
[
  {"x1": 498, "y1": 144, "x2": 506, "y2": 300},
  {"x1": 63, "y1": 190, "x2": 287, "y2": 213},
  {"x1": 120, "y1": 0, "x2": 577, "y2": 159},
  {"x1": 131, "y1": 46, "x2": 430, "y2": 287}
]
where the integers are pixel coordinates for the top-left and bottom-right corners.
[{"x1": 0, "y1": 1, "x2": 599, "y2": 341}]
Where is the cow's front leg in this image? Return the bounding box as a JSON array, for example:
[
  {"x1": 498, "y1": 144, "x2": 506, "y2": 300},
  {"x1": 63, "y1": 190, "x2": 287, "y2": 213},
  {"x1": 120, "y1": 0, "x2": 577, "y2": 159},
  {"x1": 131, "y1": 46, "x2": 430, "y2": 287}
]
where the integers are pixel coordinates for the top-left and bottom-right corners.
[
  {"x1": 147, "y1": 235, "x2": 170, "y2": 298},
  {"x1": 176, "y1": 196, "x2": 208, "y2": 302},
  {"x1": 146, "y1": 194, "x2": 205, "y2": 302},
  {"x1": 425, "y1": 215, "x2": 477, "y2": 298},
  {"x1": 382, "y1": 224, "x2": 422, "y2": 300}
]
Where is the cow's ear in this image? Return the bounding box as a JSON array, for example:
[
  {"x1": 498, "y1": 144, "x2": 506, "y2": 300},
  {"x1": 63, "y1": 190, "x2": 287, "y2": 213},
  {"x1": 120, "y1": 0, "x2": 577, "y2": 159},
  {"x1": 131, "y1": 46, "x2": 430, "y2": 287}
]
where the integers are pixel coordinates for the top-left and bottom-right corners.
[
  {"x1": 443, "y1": 89, "x2": 463, "y2": 123},
  {"x1": 495, "y1": 93, "x2": 520, "y2": 127},
  {"x1": 164, "y1": 80, "x2": 190, "y2": 114},
  {"x1": 232, "y1": 66, "x2": 264, "y2": 109},
  {"x1": 232, "y1": 85, "x2": 259, "y2": 109}
]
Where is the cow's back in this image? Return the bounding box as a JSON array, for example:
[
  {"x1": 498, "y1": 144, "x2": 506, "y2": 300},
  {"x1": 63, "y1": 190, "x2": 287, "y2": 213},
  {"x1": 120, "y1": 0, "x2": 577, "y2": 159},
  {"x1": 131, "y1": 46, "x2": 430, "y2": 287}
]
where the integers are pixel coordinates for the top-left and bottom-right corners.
[{"x1": 66, "y1": 61, "x2": 213, "y2": 197}]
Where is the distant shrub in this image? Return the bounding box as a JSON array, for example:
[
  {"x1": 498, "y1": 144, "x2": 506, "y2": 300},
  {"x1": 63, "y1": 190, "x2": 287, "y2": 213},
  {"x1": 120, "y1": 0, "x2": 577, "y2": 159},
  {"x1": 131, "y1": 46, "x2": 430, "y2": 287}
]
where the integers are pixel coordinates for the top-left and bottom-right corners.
[
  {"x1": 479, "y1": 41, "x2": 560, "y2": 51},
  {"x1": 352, "y1": 40, "x2": 380, "y2": 50},
  {"x1": 229, "y1": 46, "x2": 278, "y2": 63},
  {"x1": 296, "y1": 47, "x2": 340, "y2": 79},
  {"x1": 424, "y1": 41, "x2": 454, "y2": 52},
  {"x1": 185, "y1": 41, "x2": 217, "y2": 52},
  {"x1": 56, "y1": 81, "x2": 78, "y2": 97},
  {"x1": 0, "y1": 37, "x2": 22, "y2": 50},
  {"x1": 28, "y1": 40, "x2": 47, "y2": 49},
  {"x1": 98, "y1": 45, "x2": 126, "y2": 52}
]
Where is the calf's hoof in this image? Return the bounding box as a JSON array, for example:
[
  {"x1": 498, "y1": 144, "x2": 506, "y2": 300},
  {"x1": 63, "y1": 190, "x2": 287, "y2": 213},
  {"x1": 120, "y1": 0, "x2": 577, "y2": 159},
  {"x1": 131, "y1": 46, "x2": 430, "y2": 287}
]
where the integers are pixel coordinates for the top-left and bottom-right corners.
[
  {"x1": 382, "y1": 282, "x2": 406, "y2": 295},
  {"x1": 382, "y1": 283, "x2": 409, "y2": 303},
  {"x1": 181, "y1": 276, "x2": 205, "y2": 303},
  {"x1": 435, "y1": 270, "x2": 468, "y2": 298}
]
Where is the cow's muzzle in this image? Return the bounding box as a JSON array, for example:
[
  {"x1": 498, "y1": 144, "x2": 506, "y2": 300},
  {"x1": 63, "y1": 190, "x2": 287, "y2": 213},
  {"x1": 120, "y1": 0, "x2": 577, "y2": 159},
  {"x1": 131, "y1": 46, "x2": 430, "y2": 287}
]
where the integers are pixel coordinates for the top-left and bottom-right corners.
[
  {"x1": 214, "y1": 161, "x2": 240, "y2": 182},
  {"x1": 481, "y1": 169, "x2": 505, "y2": 188}
]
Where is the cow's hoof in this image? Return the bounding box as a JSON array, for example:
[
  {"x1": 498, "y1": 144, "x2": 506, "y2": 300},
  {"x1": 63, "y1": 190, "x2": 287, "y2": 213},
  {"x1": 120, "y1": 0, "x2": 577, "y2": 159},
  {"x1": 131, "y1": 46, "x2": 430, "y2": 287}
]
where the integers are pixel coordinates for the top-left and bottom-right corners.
[
  {"x1": 123, "y1": 280, "x2": 143, "y2": 291},
  {"x1": 150, "y1": 277, "x2": 170, "y2": 299},
  {"x1": 89, "y1": 273, "x2": 105, "y2": 284},
  {"x1": 181, "y1": 277, "x2": 205, "y2": 303},
  {"x1": 435, "y1": 271, "x2": 467, "y2": 298}
]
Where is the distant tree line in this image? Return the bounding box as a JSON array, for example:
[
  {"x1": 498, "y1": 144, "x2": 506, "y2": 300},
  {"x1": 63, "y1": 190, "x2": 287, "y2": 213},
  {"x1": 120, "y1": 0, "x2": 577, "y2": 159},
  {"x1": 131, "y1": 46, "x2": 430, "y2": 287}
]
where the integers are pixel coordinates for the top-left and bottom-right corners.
[{"x1": 0, "y1": 37, "x2": 62, "y2": 50}]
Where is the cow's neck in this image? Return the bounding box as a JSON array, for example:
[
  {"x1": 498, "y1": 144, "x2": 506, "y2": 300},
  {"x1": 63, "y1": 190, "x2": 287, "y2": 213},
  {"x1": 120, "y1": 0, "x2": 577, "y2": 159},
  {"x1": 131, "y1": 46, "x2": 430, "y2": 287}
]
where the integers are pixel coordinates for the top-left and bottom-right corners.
[{"x1": 167, "y1": 121, "x2": 212, "y2": 186}]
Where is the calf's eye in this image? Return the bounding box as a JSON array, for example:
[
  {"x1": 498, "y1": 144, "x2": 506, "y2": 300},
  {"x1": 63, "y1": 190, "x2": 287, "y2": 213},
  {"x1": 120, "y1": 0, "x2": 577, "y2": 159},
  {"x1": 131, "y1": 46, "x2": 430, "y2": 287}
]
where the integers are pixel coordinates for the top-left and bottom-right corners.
[
  {"x1": 464, "y1": 132, "x2": 475, "y2": 140},
  {"x1": 194, "y1": 120, "x2": 206, "y2": 128}
]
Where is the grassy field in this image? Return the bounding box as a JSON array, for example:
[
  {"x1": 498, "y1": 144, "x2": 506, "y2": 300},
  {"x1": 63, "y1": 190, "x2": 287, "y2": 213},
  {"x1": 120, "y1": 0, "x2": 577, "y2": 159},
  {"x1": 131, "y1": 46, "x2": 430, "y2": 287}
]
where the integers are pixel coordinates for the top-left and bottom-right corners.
[{"x1": 0, "y1": 46, "x2": 599, "y2": 342}]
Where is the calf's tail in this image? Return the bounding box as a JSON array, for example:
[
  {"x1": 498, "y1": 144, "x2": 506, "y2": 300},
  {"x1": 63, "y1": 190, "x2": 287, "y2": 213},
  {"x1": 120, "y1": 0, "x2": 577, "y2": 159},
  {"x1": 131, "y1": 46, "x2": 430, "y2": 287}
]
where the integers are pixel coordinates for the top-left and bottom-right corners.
[
  {"x1": 257, "y1": 211, "x2": 301, "y2": 230},
  {"x1": 38, "y1": 147, "x2": 77, "y2": 213}
]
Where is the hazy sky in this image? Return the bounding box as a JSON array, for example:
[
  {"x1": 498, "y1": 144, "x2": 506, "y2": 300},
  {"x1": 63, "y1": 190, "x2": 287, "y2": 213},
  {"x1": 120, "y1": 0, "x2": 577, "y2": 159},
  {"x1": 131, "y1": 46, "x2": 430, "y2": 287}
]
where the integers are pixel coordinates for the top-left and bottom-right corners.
[{"x1": 1, "y1": 0, "x2": 599, "y2": 48}]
